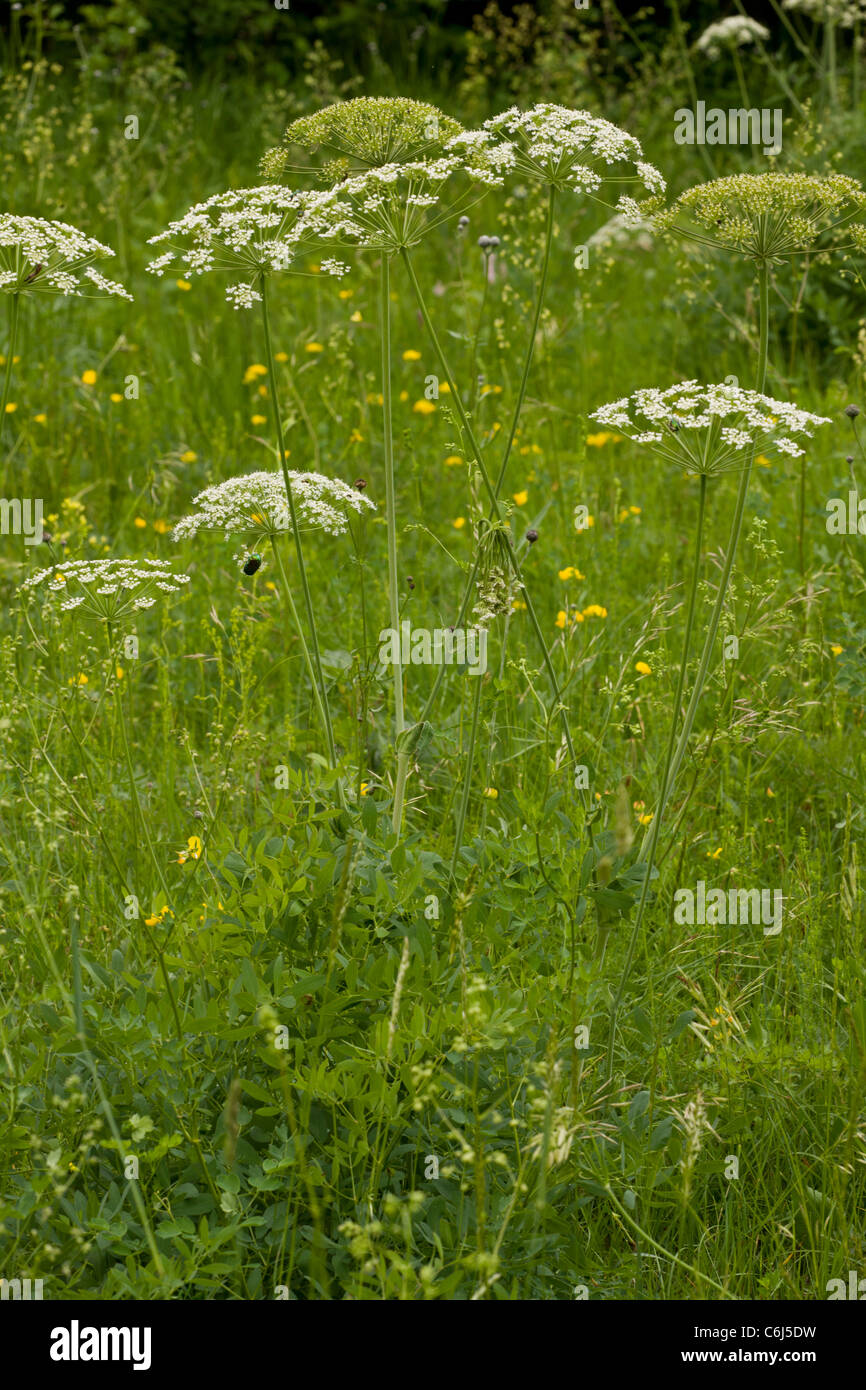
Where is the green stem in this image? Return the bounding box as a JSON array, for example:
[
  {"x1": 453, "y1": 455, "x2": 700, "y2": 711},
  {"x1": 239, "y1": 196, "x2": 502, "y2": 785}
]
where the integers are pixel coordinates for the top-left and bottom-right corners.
[
  {"x1": 605, "y1": 262, "x2": 770, "y2": 1078},
  {"x1": 380, "y1": 256, "x2": 405, "y2": 740},
  {"x1": 605, "y1": 473, "x2": 706, "y2": 1078},
  {"x1": 269, "y1": 535, "x2": 338, "y2": 769},
  {"x1": 451, "y1": 672, "x2": 484, "y2": 877},
  {"x1": 1, "y1": 291, "x2": 20, "y2": 452},
  {"x1": 401, "y1": 246, "x2": 578, "y2": 774},
  {"x1": 659, "y1": 262, "x2": 769, "y2": 807},
  {"x1": 492, "y1": 183, "x2": 555, "y2": 499},
  {"x1": 260, "y1": 275, "x2": 344, "y2": 799}
]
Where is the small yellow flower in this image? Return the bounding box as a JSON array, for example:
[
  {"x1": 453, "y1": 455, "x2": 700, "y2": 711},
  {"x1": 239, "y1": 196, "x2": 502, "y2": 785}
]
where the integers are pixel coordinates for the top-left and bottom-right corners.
[
  {"x1": 555, "y1": 610, "x2": 568, "y2": 630},
  {"x1": 242, "y1": 364, "x2": 267, "y2": 385},
  {"x1": 79, "y1": 368, "x2": 98, "y2": 386},
  {"x1": 176, "y1": 279, "x2": 191, "y2": 291},
  {"x1": 413, "y1": 399, "x2": 436, "y2": 414},
  {"x1": 110, "y1": 392, "x2": 123, "y2": 403},
  {"x1": 766, "y1": 787, "x2": 775, "y2": 798},
  {"x1": 830, "y1": 644, "x2": 844, "y2": 656},
  {"x1": 115, "y1": 667, "x2": 124, "y2": 680},
  {"x1": 439, "y1": 382, "x2": 451, "y2": 393},
  {"x1": 34, "y1": 412, "x2": 47, "y2": 423},
  {"x1": 187, "y1": 835, "x2": 202, "y2": 860},
  {"x1": 512, "y1": 599, "x2": 527, "y2": 611},
  {"x1": 444, "y1": 455, "x2": 462, "y2": 467},
  {"x1": 756, "y1": 454, "x2": 771, "y2": 468},
  {"x1": 0, "y1": 355, "x2": 20, "y2": 365},
  {"x1": 265, "y1": 581, "x2": 276, "y2": 592},
  {"x1": 402, "y1": 349, "x2": 422, "y2": 361},
  {"x1": 617, "y1": 508, "x2": 630, "y2": 523},
  {"x1": 513, "y1": 489, "x2": 529, "y2": 506},
  {"x1": 350, "y1": 311, "x2": 362, "y2": 322},
  {"x1": 706, "y1": 847, "x2": 723, "y2": 859},
  {"x1": 366, "y1": 392, "x2": 384, "y2": 405},
  {"x1": 629, "y1": 505, "x2": 641, "y2": 515},
  {"x1": 257, "y1": 384, "x2": 268, "y2": 397},
  {"x1": 274, "y1": 351, "x2": 289, "y2": 363},
  {"x1": 453, "y1": 517, "x2": 466, "y2": 529},
  {"x1": 558, "y1": 566, "x2": 584, "y2": 581},
  {"x1": 339, "y1": 289, "x2": 354, "y2": 299},
  {"x1": 349, "y1": 428, "x2": 363, "y2": 443},
  {"x1": 133, "y1": 517, "x2": 147, "y2": 529},
  {"x1": 153, "y1": 519, "x2": 171, "y2": 535},
  {"x1": 399, "y1": 390, "x2": 409, "y2": 402},
  {"x1": 483, "y1": 787, "x2": 499, "y2": 799},
  {"x1": 68, "y1": 673, "x2": 88, "y2": 686},
  {"x1": 638, "y1": 812, "x2": 654, "y2": 826},
  {"x1": 4, "y1": 402, "x2": 17, "y2": 413},
  {"x1": 305, "y1": 342, "x2": 324, "y2": 353},
  {"x1": 251, "y1": 414, "x2": 267, "y2": 425},
  {"x1": 582, "y1": 604, "x2": 607, "y2": 618},
  {"x1": 586, "y1": 431, "x2": 620, "y2": 447},
  {"x1": 572, "y1": 610, "x2": 585, "y2": 623},
  {"x1": 180, "y1": 449, "x2": 197, "y2": 463},
  {"x1": 635, "y1": 661, "x2": 652, "y2": 676},
  {"x1": 144, "y1": 914, "x2": 159, "y2": 927},
  {"x1": 359, "y1": 781, "x2": 370, "y2": 796}
]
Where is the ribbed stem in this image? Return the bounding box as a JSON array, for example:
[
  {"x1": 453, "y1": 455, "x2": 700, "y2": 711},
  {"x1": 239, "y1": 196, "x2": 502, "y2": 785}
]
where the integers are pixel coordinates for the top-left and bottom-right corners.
[
  {"x1": 260, "y1": 275, "x2": 343, "y2": 799},
  {"x1": 380, "y1": 256, "x2": 405, "y2": 740}
]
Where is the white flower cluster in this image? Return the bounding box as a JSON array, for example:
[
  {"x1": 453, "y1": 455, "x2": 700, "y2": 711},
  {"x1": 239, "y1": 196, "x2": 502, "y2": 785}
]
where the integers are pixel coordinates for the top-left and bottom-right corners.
[
  {"x1": 447, "y1": 104, "x2": 665, "y2": 200},
  {"x1": 783, "y1": 0, "x2": 866, "y2": 25},
  {"x1": 21, "y1": 557, "x2": 191, "y2": 620},
  {"x1": 315, "y1": 155, "x2": 503, "y2": 253},
  {"x1": 696, "y1": 16, "x2": 770, "y2": 59},
  {"x1": 172, "y1": 470, "x2": 376, "y2": 542},
  {"x1": 146, "y1": 186, "x2": 355, "y2": 308},
  {"x1": 591, "y1": 381, "x2": 832, "y2": 474},
  {"x1": 0, "y1": 214, "x2": 132, "y2": 300}
]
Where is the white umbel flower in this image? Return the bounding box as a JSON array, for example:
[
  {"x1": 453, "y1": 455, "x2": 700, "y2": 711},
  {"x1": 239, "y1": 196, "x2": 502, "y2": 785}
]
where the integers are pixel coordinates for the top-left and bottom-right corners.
[
  {"x1": 172, "y1": 469, "x2": 375, "y2": 542},
  {"x1": 21, "y1": 557, "x2": 191, "y2": 620},
  {"x1": 146, "y1": 186, "x2": 357, "y2": 308},
  {"x1": 0, "y1": 215, "x2": 132, "y2": 299},
  {"x1": 447, "y1": 104, "x2": 665, "y2": 201},
  {"x1": 591, "y1": 381, "x2": 832, "y2": 474},
  {"x1": 783, "y1": 0, "x2": 866, "y2": 25},
  {"x1": 696, "y1": 16, "x2": 770, "y2": 59}
]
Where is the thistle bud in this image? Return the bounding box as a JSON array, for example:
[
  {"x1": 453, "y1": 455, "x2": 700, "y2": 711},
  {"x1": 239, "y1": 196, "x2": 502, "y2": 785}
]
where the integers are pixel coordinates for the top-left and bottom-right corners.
[{"x1": 526, "y1": 528, "x2": 538, "y2": 544}]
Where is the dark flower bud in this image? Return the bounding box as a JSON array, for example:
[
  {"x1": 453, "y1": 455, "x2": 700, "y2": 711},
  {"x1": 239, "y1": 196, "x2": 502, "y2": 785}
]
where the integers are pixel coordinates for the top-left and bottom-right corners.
[
  {"x1": 488, "y1": 235, "x2": 501, "y2": 248},
  {"x1": 478, "y1": 235, "x2": 491, "y2": 249},
  {"x1": 526, "y1": 528, "x2": 539, "y2": 544},
  {"x1": 354, "y1": 477, "x2": 367, "y2": 490},
  {"x1": 844, "y1": 404, "x2": 860, "y2": 418},
  {"x1": 846, "y1": 455, "x2": 854, "y2": 464},
  {"x1": 407, "y1": 575, "x2": 415, "y2": 590},
  {"x1": 458, "y1": 215, "x2": 470, "y2": 228}
]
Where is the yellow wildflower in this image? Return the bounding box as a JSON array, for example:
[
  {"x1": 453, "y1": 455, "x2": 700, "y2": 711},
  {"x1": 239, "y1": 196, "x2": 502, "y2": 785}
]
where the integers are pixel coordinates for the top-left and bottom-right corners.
[
  {"x1": 242, "y1": 364, "x2": 267, "y2": 385},
  {"x1": 133, "y1": 517, "x2": 147, "y2": 529},
  {"x1": 176, "y1": 279, "x2": 191, "y2": 290},
  {"x1": 453, "y1": 517, "x2": 466, "y2": 529},
  {"x1": 180, "y1": 449, "x2": 197, "y2": 463},
  {"x1": 513, "y1": 490, "x2": 528, "y2": 506},
  {"x1": 558, "y1": 566, "x2": 584, "y2": 581},
  {"x1": 81, "y1": 369, "x2": 97, "y2": 386},
  {"x1": 413, "y1": 399, "x2": 436, "y2": 414},
  {"x1": 402, "y1": 349, "x2": 422, "y2": 361},
  {"x1": 635, "y1": 661, "x2": 651, "y2": 676},
  {"x1": 305, "y1": 342, "x2": 324, "y2": 353}
]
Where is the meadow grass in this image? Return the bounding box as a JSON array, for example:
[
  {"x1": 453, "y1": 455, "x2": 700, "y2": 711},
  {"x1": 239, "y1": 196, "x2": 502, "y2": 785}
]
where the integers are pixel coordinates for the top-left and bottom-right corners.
[{"x1": 1, "y1": 35, "x2": 865, "y2": 1301}]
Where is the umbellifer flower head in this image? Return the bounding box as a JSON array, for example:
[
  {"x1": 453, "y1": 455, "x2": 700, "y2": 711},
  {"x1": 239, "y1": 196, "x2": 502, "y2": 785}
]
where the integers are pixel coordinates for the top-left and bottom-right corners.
[
  {"x1": 172, "y1": 469, "x2": 376, "y2": 542},
  {"x1": 782, "y1": 0, "x2": 866, "y2": 26},
  {"x1": 146, "y1": 187, "x2": 356, "y2": 308},
  {"x1": 446, "y1": 104, "x2": 665, "y2": 211},
  {"x1": 310, "y1": 154, "x2": 503, "y2": 254},
  {"x1": 20, "y1": 557, "x2": 191, "y2": 620},
  {"x1": 0, "y1": 215, "x2": 132, "y2": 299},
  {"x1": 591, "y1": 381, "x2": 832, "y2": 476},
  {"x1": 656, "y1": 172, "x2": 866, "y2": 264},
  {"x1": 696, "y1": 16, "x2": 770, "y2": 60},
  {"x1": 261, "y1": 97, "x2": 464, "y2": 183}
]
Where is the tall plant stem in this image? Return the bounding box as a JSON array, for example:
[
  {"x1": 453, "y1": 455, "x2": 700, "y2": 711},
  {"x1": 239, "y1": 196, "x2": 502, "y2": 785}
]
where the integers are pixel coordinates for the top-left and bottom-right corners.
[
  {"x1": 269, "y1": 535, "x2": 343, "y2": 795},
  {"x1": 401, "y1": 246, "x2": 578, "y2": 773},
  {"x1": 605, "y1": 261, "x2": 770, "y2": 1078},
  {"x1": 658, "y1": 261, "x2": 769, "y2": 806},
  {"x1": 492, "y1": 184, "x2": 556, "y2": 499},
  {"x1": 410, "y1": 189, "x2": 559, "y2": 744},
  {"x1": 451, "y1": 673, "x2": 484, "y2": 876},
  {"x1": 1, "y1": 291, "x2": 20, "y2": 452},
  {"x1": 379, "y1": 258, "x2": 406, "y2": 756},
  {"x1": 260, "y1": 275, "x2": 343, "y2": 796},
  {"x1": 605, "y1": 474, "x2": 706, "y2": 1078}
]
